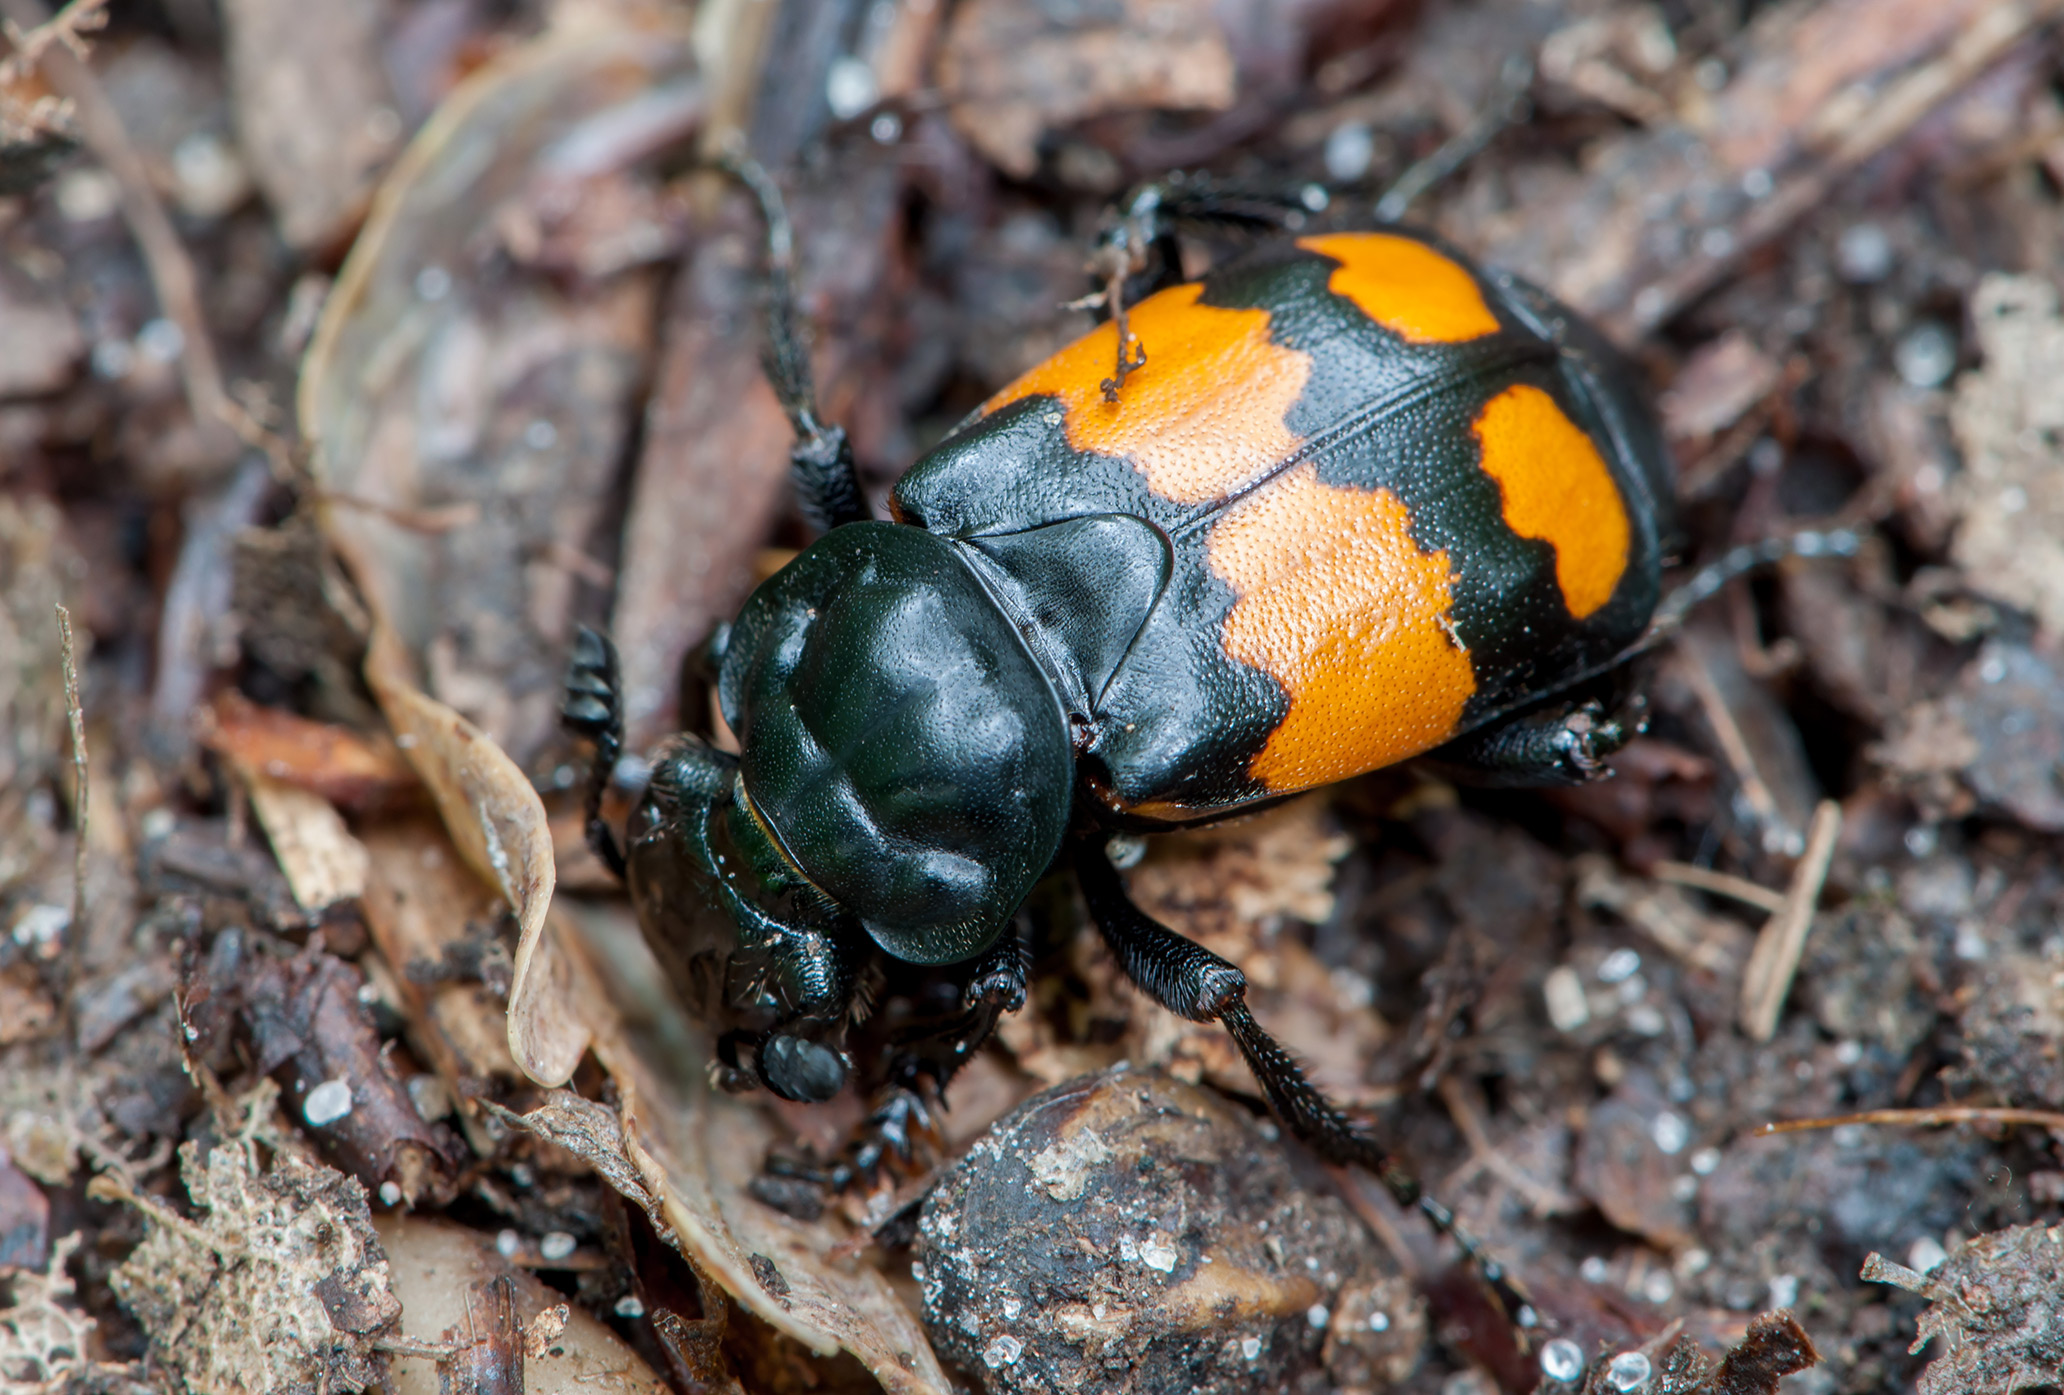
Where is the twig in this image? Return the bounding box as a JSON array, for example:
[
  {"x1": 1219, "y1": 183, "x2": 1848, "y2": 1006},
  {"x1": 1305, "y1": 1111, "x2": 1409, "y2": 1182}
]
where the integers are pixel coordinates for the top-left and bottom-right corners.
[
  {"x1": 54, "y1": 602, "x2": 87, "y2": 933},
  {"x1": 1754, "y1": 1106, "x2": 2064, "y2": 1138},
  {"x1": 1375, "y1": 53, "x2": 1534, "y2": 222},
  {"x1": 1675, "y1": 634, "x2": 1787, "y2": 840},
  {"x1": 0, "y1": 0, "x2": 104, "y2": 139},
  {"x1": 1650, "y1": 860, "x2": 1787, "y2": 916},
  {"x1": 0, "y1": 0, "x2": 294, "y2": 478},
  {"x1": 1739, "y1": 800, "x2": 1842, "y2": 1042}
]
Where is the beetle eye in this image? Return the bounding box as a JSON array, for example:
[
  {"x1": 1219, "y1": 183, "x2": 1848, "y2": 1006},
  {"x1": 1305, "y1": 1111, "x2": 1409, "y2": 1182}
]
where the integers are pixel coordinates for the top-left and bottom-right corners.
[{"x1": 759, "y1": 1033, "x2": 849, "y2": 1103}]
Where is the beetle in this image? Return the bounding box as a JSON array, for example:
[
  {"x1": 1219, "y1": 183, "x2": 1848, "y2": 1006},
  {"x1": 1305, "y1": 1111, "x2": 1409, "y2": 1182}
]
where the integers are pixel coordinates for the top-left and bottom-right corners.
[{"x1": 564, "y1": 164, "x2": 1690, "y2": 1297}]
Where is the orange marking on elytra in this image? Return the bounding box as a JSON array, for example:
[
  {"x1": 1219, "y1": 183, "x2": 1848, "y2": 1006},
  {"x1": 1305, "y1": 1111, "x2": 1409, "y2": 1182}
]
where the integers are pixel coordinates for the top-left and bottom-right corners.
[
  {"x1": 1298, "y1": 233, "x2": 1501, "y2": 345},
  {"x1": 1472, "y1": 384, "x2": 1630, "y2": 619},
  {"x1": 1211, "y1": 463, "x2": 1477, "y2": 793},
  {"x1": 982, "y1": 282, "x2": 1310, "y2": 506}
]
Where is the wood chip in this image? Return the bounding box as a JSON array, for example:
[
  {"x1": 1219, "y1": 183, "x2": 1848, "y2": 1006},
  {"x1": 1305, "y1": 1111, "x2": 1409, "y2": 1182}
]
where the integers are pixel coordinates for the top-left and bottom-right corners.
[{"x1": 243, "y1": 772, "x2": 369, "y2": 911}]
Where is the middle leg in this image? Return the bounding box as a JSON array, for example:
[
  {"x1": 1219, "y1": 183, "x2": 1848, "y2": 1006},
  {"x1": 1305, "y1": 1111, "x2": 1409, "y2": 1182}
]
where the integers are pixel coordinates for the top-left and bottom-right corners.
[{"x1": 1071, "y1": 835, "x2": 1531, "y2": 1321}]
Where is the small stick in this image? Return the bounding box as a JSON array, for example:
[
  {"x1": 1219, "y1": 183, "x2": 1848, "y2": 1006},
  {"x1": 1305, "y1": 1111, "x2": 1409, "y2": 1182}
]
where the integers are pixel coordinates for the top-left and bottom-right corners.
[
  {"x1": 1739, "y1": 800, "x2": 1842, "y2": 1042},
  {"x1": 1676, "y1": 637, "x2": 1786, "y2": 838},
  {"x1": 1650, "y1": 859, "x2": 1787, "y2": 916},
  {"x1": 55, "y1": 602, "x2": 87, "y2": 932},
  {"x1": 1754, "y1": 1105, "x2": 2064, "y2": 1138}
]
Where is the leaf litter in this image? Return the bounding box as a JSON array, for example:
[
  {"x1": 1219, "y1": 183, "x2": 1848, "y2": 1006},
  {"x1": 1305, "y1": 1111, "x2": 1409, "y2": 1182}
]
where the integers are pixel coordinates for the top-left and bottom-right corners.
[{"x1": 9, "y1": 0, "x2": 2064, "y2": 1391}]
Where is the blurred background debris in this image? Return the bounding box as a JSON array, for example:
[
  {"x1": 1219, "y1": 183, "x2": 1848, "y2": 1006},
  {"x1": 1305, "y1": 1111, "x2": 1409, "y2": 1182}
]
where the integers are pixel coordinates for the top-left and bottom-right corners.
[{"x1": 3, "y1": 0, "x2": 2064, "y2": 1391}]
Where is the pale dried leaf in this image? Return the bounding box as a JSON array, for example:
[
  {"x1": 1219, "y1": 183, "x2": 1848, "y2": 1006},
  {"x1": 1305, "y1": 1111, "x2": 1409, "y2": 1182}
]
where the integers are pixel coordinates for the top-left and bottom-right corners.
[
  {"x1": 376, "y1": 1215, "x2": 669, "y2": 1395},
  {"x1": 361, "y1": 632, "x2": 579, "y2": 1086},
  {"x1": 0, "y1": 1233, "x2": 100, "y2": 1393}
]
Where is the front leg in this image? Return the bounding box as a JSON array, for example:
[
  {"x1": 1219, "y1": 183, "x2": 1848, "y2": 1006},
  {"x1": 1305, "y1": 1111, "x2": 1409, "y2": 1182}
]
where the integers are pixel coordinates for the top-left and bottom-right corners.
[
  {"x1": 755, "y1": 931, "x2": 1030, "y2": 1206},
  {"x1": 720, "y1": 146, "x2": 868, "y2": 532},
  {"x1": 1071, "y1": 837, "x2": 1532, "y2": 1324}
]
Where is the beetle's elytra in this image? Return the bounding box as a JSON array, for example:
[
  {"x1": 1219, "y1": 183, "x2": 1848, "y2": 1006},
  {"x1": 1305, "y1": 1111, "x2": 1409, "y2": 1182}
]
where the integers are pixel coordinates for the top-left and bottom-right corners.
[{"x1": 565, "y1": 205, "x2": 1675, "y2": 1295}]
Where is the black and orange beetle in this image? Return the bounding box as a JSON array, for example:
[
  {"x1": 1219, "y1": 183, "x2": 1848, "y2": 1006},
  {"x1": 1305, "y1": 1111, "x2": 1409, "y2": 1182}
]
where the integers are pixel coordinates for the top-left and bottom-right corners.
[{"x1": 563, "y1": 166, "x2": 1691, "y2": 1297}]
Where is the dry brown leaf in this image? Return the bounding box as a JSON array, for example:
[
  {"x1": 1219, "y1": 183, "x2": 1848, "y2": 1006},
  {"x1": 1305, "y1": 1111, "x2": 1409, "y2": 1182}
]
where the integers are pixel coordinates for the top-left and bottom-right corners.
[
  {"x1": 198, "y1": 691, "x2": 418, "y2": 812},
  {"x1": 0, "y1": 1234, "x2": 102, "y2": 1394},
  {"x1": 300, "y1": 24, "x2": 698, "y2": 771}
]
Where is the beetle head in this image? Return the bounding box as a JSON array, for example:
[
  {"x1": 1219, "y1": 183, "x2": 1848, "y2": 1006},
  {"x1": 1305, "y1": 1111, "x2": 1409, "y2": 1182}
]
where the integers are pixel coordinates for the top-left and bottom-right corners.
[{"x1": 625, "y1": 735, "x2": 861, "y2": 1103}]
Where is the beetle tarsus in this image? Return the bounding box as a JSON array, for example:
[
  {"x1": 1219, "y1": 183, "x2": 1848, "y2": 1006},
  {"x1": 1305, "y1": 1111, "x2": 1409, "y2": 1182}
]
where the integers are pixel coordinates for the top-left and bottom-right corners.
[
  {"x1": 1073, "y1": 835, "x2": 1536, "y2": 1331},
  {"x1": 1423, "y1": 693, "x2": 1644, "y2": 787},
  {"x1": 560, "y1": 624, "x2": 627, "y2": 882}
]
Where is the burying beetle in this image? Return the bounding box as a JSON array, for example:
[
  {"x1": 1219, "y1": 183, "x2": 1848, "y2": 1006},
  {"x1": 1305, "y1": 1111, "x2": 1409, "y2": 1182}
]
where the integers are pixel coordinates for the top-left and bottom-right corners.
[{"x1": 562, "y1": 153, "x2": 1856, "y2": 1326}]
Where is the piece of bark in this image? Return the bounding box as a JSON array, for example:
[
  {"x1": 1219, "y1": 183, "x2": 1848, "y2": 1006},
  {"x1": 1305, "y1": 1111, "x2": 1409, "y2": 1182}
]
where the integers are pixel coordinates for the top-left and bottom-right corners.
[
  {"x1": 234, "y1": 944, "x2": 465, "y2": 1204},
  {"x1": 938, "y1": 0, "x2": 1237, "y2": 178},
  {"x1": 200, "y1": 691, "x2": 418, "y2": 814}
]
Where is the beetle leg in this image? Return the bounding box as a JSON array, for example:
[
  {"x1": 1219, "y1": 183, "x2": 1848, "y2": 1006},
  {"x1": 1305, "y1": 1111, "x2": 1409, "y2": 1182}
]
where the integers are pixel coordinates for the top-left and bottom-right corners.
[
  {"x1": 1421, "y1": 693, "x2": 1645, "y2": 787},
  {"x1": 1088, "y1": 173, "x2": 1320, "y2": 399},
  {"x1": 752, "y1": 932, "x2": 1030, "y2": 1206},
  {"x1": 560, "y1": 624, "x2": 627, "y2": 882},
  {"x1": 717, "y1": 144, "x2": 869, "y2": 532},
  {"x1": 1072, "y1": 836, "x2": 1537, "y2": 1330},
  {"x1": 884, "y1": 926, "x2": 1030, "y2": 1097}
]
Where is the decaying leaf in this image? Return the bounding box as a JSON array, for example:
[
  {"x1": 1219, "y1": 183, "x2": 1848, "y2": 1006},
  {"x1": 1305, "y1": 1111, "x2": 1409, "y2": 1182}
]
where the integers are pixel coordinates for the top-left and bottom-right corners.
[
  {"x1": 297, "y1": 20, "x2": 704, "y2": 1092},
  {"x1": 301, "y1": 23, "x2": 698, "y2": 773},
  {"x1": 0, "y1": 1234, "x2": 105, "y2": 1394},
  {"x1": 107, "y1": 1084, "x2": 402, "y2": 1394},
  {"x1": 1866, "y1": 1224, "x2": 2064, "y2": 1395}
]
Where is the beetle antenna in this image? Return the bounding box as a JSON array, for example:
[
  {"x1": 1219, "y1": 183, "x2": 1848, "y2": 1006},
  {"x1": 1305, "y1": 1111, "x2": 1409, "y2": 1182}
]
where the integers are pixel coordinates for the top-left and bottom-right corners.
[{"x1": 561, "y1": 624, "x2": 627, "y2": 882}]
